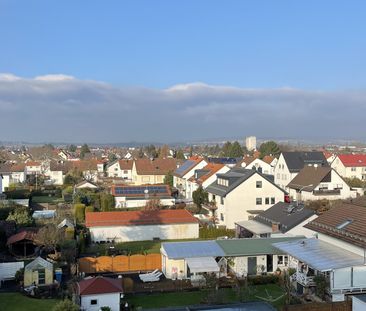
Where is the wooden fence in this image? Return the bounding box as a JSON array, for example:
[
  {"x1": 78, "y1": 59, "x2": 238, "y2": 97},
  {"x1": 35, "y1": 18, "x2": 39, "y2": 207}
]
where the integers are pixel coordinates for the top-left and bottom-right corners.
[
  {"x1": 78, "y1": 254, "x2": 162, "y2": 274},
  {"x1": 284, "y1": 301, "x2": 352, "y2": 311}
]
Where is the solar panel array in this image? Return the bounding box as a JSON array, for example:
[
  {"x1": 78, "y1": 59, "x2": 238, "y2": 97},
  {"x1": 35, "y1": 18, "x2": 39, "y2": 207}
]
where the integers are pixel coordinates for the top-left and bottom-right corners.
[
  {"x1": 175, "y1": 160, "x2": 196, "y2": 176},
  {"x1": 114, "y1": 185, "x2": 168, "y2": 196}
]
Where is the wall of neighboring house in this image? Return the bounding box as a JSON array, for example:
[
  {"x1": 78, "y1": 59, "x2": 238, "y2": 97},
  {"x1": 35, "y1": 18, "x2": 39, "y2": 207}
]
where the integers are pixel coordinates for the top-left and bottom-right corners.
[
  {"x1": 89, "y1": 223, "x2": 199, "y2": 243},
  {"x1": 24, "y1": 266, "x2": 53, "y2": 286},
  {"x1": 114, "y1": 196, "x2": 174, "y2": 208},
  {"x1": 1, "y1": 174, "x2": 10, "y2": 192},
  {"x1": 274, "y1": 154, "x2": 297, "y2": 191},
  {"x1": 317, "y1": 232, "x2": 364, "y2": 257},
  {"x1": 107, "y1": 162, "x2": 132, "y2": 180},
  {"x1": 47, "y1": 170, "x2": 64, "y2": 185},
  {"x1": 245, "y1": 159, "x2": 273, "y2": 175},
  {"x1": 25, "y1": 165, "x2": 42, "y2": 175},
  {"x1": 10, "y1": 171, "x2": 25, "y2": 183},
  {"x1": 285, "y1": 214, "x2": 318, "y2": 238},
  {"x1": 209, "y1": 174, "x2": 285, "y2": 229},
  {"x1": 132, "y1": 173, "x2": 165, "y2": 185},
  {"x1": 81, "y1": 293, "x2": 120, "y2": 311}
]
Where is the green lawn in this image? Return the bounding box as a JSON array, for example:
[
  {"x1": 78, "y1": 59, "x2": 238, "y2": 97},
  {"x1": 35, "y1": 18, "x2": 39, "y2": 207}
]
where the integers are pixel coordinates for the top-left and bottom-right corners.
[
  {"x1": 0, "y1": 293, "x2": 59, "y2": 311},
  {"x1": 125, "y1": 284, "x2": 285, "y2": 310},
  {"x1": 32, "y1": 196, "x2": 64, "y2": 204}
]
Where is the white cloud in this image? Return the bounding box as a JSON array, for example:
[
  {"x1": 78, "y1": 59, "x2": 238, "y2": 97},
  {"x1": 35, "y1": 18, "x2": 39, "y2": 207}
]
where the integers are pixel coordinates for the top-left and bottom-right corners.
[{"x1": 0, "y1": 73, "x2": 365, "y2": 143}]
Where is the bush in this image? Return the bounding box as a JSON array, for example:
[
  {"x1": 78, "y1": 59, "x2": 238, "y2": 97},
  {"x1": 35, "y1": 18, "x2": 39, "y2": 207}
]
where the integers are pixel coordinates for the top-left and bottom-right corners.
[
  {"x1": 199, "y1": 226, "x2": 235, "y2": 239},
  {"x1": 65, "y1": 227, "x2": 75, "y2": 240},
  {"x1": 52, "y1": 299, "x2": 79, "y2": 311},
  {"x1": 85, "y1": 206, "x2": 94, "y2": 213},
  {"x1": 4, "y1": 189, "x2": 31, "y2": 199},
  {"x1": 247, "y1": 274, "x2": 279, "y2": 285},
  {"x1": 74, "y1": 203, "x2": 86, "y2": 223},
  {"x1": 123, "y1": 277, "x2": 134, "y2": 292}
]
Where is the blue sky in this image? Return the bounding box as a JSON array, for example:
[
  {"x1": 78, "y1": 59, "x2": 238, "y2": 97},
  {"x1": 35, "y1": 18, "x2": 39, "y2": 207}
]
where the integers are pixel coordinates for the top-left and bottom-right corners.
[
  {"x1": 0, "y1": 1, "x2": 366, "y2": 143},
  {"x1": 1, "y1": 0, "x2": 365, "y2": 89}
]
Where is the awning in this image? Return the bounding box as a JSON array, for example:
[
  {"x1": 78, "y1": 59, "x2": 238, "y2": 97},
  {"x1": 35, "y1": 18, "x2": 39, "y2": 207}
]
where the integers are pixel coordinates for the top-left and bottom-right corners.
[
  {"x1": 235, "y1": 220, "x2": 272, "y2": 235},
  {"x1": 186, "y1": 257, "x2": 220, "y2": 273},
  {"x1": 273, "y1": 238, "x2": 365, "y2": 272}
]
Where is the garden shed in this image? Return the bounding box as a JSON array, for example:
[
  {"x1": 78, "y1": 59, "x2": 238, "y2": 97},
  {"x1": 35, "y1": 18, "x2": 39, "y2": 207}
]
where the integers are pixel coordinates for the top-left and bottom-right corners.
[{"x1": 24, "y1": 257, "x2": 54, "y2": 287}]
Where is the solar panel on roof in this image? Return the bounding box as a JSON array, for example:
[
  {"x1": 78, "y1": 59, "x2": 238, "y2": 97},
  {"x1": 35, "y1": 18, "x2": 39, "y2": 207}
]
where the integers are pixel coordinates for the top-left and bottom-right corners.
[{"x1": 175, "y1": 160, "x2": 196, "y2": 175}]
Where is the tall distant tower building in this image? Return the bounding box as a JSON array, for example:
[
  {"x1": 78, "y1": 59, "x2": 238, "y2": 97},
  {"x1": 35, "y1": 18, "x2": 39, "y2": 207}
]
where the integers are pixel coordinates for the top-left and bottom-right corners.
[{"x1": 245, "y1": 136, "x2": 257, "y2": 151}]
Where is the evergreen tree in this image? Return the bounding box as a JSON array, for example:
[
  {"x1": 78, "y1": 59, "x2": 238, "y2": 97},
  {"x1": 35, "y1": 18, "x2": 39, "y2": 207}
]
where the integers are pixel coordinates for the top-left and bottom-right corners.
[
  {"x1": 192, "y1": 186, "x2": 209, "y2": 212},
  {"x1": 259, "y1": 141, "x2": 281, "y2": 158},
  {"x1": 80, "y1": 144, "x2": 90, "y2": 159}
]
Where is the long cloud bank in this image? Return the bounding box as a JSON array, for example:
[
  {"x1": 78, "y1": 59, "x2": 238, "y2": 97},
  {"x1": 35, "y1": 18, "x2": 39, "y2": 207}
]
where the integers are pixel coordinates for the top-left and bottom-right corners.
[{"x1": 0, "y1": 74, "x2": 365, "y2": 143}]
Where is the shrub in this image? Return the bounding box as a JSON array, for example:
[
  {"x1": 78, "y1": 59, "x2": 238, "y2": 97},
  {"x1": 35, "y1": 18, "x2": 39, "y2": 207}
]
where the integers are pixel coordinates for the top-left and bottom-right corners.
[
  {"x1": 52, "y1": 299, "x2": 79, "y2": 311},
  {"x1": 247, "y1": 274, "x2": 279, "y2": 285},
  {"x1": 65, "y1": 227, "x2": 75, "y2": 240},
  {"x1": 74, "y1": 203, "x2": 86, "y2": 223},
  {"x1": 199, "y1": 226, "x2": 235, "y2": 239},
  {"x1": 123, "y1": 277, "x2": 134, "y2": 292},
  {"x1": 85, "y1": 206, "x2": 94, "y2": 213}
]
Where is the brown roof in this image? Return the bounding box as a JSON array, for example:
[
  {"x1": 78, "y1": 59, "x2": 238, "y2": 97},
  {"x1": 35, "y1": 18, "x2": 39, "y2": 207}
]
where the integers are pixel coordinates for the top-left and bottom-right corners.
[
  {"x1": 0, "y1": 163, "x2": 25, "y2": 173},
  {"x1": 305, "y1": 202, "x2": 366, "y2": 248},
  {"x1": 78, "y1": 276, "x2": 123, "y2": 295},
  {"x1": 25, "y1": 161, "x2": 41, "y2": 167},
  {"x1": 262, "y1": 155, "x2": 275, "y2": 164},
  {"x1": 135, "y1": 158, "x2": 177, "y2": 175},
  {"x1": 188, "y1": 163, "x2": 225, "y2": 184},
  {"x1": 86, "y1": 209, "x2": 198, "y2": 227},
  {"x1": 6, "y1": 230, "x2": 37, "y2": 245},
  {"x1": 287, "y1": 166, "x2": 332, "y2": 191},
  {"x1": 118, "y1": 160, "x2": 133, "y2": 170}
]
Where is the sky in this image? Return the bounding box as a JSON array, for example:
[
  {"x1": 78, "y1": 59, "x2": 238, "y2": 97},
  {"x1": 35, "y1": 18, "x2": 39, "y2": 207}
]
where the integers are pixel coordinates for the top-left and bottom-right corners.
[{"x1": 0, "y1": 1, "x2": 366, "y2": 143}]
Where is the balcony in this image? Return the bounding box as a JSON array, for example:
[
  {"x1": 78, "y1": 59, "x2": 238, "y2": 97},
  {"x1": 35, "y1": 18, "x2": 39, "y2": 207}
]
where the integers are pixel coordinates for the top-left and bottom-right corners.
[
  {"x1": 313, "y1": 189, "x2": 341, "y2": 196},
  {"x1": 292, "y1": 272, "x2": 316, "y2": 287},
  {"x1": 202, "y1": 202, "x2": 217, "y2": 211}
]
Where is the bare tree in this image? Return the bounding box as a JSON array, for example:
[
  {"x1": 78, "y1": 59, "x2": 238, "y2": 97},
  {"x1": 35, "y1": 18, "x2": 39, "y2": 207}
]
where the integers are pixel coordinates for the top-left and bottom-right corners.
[{"x1": 35, "y1": 224, "x2": 64, "y2": 254}]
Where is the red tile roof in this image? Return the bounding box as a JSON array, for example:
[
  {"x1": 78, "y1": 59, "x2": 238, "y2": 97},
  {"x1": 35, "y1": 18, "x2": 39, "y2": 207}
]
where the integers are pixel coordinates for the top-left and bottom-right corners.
[
  {"x1": 189, "y1": 163, "x2": 225, "y2": 184},
  {"x1": 78, "y1": 276, "x2": 123, "y2": 295},
  {"x1": 6, "y1": 230, "x2": 36, "y2": 245},
  {"x1": 118, "y1": 160, "x2": 133, "y2": 170},
  {"x1": 25, "y1": 161, "x2": 41, "y2": 167},
  {"x1": 262, "y1": 155, "x2": 275, "y2": 165},
  {"x1": 338, "y1": 154, "x2": 366, "y2": 167},
  {"x1": 85, "y1": 209, "x2": 198, "y2": 227},
  {"x1": 135, "y1": 158, "x2": 177, "y2": 175}
]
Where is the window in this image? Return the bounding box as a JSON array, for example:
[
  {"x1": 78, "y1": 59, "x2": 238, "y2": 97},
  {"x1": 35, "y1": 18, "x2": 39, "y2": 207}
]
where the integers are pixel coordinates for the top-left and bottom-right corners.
[
  {"x1": 265, "y1": 197, "x2": 270, "y2": 205},
  {"x1": 114, "y1": 167, "x2": 118, "y2": 171},
  {"x1": 220, "y1": 197, "x2": 224, "y2": 205},
  {"x1": 123, "y1": 170, "x2": 128, "y2": 174},
  {"x1": 276, "y1": 173, "x2": 280, "y2": 180},
  {"x1": 90, "y1": 299, "x2": 98, "y2": 306},
  {"x1": 256, "y1": 198, "x2": 262, "y2": 205},
  {"x1": 277, "y1": 255, "x2": 288, "y2": 266},
  {"x1": 37, "y1": 269, "x2": 45, "y2": 285},
  {"x1": 271, "y1": 197, "x2": 275, "y2": 204},
  {"x1": 351, "y1": 167, "x2": 356, "y2": 171},
  {"x1": 212, "y1": 195, "x2": 216, "y2": 201},
  {"x1": 220, "y1": 213, "x2": 224, "y2": 221},
  {"x1": 256, "y1": 181, "x2": 262, "y2": 188},
  {"x1": 319, "y1": 183, "x2": 328, "y2": 190},
  {"x1": 282, "y1": 174, "x2": 287, "y2": 180}
]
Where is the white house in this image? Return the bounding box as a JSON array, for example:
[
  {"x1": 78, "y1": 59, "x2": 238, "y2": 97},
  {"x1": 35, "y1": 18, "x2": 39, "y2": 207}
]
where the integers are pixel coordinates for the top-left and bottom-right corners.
[
  {"x1": 78, "y1": 276, "x2": 123, "y2": 311},
  {"x1": 86, "y1": 209, "x2": 199, "y2": 243},
  {"x1": 274, "y1": 152, "x2": 328, "y2": 191},
  {"x1": 173, "y1": 157, "x2": 208, "y2": 198},
  {"x1": 205, "y1": 168, "x2": 287, "y2": 229},
  {"x1": 287, "y1": 166, "x2": 355, "y2": 201},
  {"x1": 240, "y1": 157, "x2": 275, "y2": 175},
  {"x1": 185, "y1": 163, "x2": 230, "y2": 200},
  {"x1": 0, "y1": 163, "x2": 26, "y2": 188},
  {"x1": 106, "y1": 160, "x2": 133, "y2": 180},
  {"x1": 24, "y1": 161, "x2": 42, "y2": 175},
  {"x1": 273, "y1": 201, "x2": 366, "y2": 302},
  {"x1": 331, "y1": 154, "x2": 366, "y2": 180}
]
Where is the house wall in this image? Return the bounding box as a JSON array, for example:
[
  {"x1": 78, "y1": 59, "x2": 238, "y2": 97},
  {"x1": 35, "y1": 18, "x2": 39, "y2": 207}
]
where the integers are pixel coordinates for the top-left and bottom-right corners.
[
  {"x1": 114, "y1": 197, "x2": 174, "y2": 208},
  {"x1": 48, "y1": 170, "x2": 64, "y2": 185},
  {"x1": 209, "y1": 173, "x2": 285, "y2": 229},
  {"x1": 25, "y1": 165, "x2": 42, "y2": 175},
  {"x1": 89, "y1": 223, "x2": 199, "y2": 243},
  {"x1": 107, "y1": 162, "x2": 132, "y2": 180},
  {"x1": 24, "y1": 267, "x2": 53, "y2": 287},
  {"x1": 244, "y1": 159, "x2": 273, "y2": 175},
  {"x1": 81, "y1": 292, "x2": 120, "y2": 311},
  {"x1": 285, "y1": 214, "x2": 318, "y2": 238},
  {"x1": 332, "y1": 156, "x2": 366, "y2": 180},
  {"x1": 10, "y1": 172, "x2": 25, "y2": 183},
  {"x1": 162, "y1": 255, "x2": 186, "y2": 279}
]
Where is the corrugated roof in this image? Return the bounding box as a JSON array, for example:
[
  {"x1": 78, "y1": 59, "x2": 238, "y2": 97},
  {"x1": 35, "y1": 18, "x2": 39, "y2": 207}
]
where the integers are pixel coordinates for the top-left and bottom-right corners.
[
  {"x1": 273, "y1": 238, "x2": 365, "y2": 271},
  {"x1": 216, "y1": 237, "x2": 304, "y2": 256},
  {"x1": 86, "y1": 209, "x2": 198, "y2": 227},
  {"x1": 161, "y1": 240, "x2": 225, "y2": 259},
  {"x1": 25, "y1": 257, "x2": 53, "y2": 271}
]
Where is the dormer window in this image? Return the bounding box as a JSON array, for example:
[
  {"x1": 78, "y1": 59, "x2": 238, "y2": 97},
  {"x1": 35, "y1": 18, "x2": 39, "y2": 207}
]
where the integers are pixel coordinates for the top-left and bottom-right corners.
[
  {"x1": 218, "y1": 178, "x2": 228, "y2": 187},
  {"x1": 336, "y1": 219, "x2": 353, "y2": 230}
]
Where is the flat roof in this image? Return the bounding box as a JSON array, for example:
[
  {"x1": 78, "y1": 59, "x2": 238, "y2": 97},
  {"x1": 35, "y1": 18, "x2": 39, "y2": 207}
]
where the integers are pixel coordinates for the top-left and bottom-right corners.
[
  {"x1": 161, "y1": 241, "x2": 225, "y2": 259},
  {"x1": 235, "y1": 220, "x2": 272, "y2": 235},
  {"x1": 273, "y1": 238, "x2": 365, "y2": 271}
]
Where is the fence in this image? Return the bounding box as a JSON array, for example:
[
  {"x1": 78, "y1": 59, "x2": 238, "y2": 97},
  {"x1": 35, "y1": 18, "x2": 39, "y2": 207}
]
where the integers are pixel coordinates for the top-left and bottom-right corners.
[
  {"x1": 78, "y1": 254, "x2": 161, "y2": 274},
  {"x1": 284, "y1": 301, "x2": 352, "y2": 311}
]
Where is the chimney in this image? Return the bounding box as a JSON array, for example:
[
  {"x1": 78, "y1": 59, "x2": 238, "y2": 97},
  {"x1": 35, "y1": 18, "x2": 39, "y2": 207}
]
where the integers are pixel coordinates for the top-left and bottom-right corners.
[{"x1": 272, "y1": 222, "x2": 280, "y2": 233}]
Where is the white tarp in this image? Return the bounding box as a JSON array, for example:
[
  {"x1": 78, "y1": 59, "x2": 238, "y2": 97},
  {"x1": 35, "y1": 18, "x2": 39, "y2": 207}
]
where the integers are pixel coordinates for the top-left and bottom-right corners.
[
  {"x1": 0, "y1": 262, "x2": 24, "y2": 281},
  {"x1": 186, "y1": 257, "x2": 220, "y2": 273}
]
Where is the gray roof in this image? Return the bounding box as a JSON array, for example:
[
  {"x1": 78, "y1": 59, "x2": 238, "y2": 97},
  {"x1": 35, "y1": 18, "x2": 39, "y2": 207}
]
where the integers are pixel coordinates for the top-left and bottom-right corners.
[
  {"x1": 272, "y1": 238, "x2": 365, "y2": 271},
  {"x1": 161, "y1": 240, "x2": 225, "y2": 259},
  {"x1": 282, "y1": 152, "x2": 328, "y2": 173},
  {"x1": 254, "y1": 202, "x2": 315, "y2": 233},
  {"x1": 25, "y1": 256, "x2": 53, "y2": 271},
  {"x1": 206, "y1": 168, "x2": 285, "y2": 197}
]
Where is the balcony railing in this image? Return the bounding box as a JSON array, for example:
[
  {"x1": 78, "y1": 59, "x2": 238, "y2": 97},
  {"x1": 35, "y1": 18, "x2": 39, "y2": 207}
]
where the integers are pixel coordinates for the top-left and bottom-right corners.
[
  {"x1": 313, "y1": 189, "x2": 341, "y2": 196},
  {"x1": 292, "y1": 272, "x2": 316, "y2": 286},
  {"x1": 202, "y1": 202, "x2": 217, "y2": 210}
]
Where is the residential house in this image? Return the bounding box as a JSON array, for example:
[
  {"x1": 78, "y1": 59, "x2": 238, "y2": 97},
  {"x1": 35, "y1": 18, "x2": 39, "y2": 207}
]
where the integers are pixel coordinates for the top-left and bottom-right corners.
[
  {"x1": 86, "y1": 209, "x2": 199, "y2": 243},
  {"x1": 112, "y1": 184, "x2": 174, "y2": 208},
  {"x1": 0, "y1": 163, "x2": 26, "y2": 190},
  {"x1": 331, "y1": 154, "x2": 366, "y2": 180},
  {"x1": 132, "y1": 158, "x2": 177, "y2": 185},
  {"x1": 75, "y1": 180, "x2": 99, "y2": 190},
  {"x1": 44, "y1": 161, "x2": 66, "y2": 185},
  {"x1": 73, "y1": 160, "x2": 105, "y2": 182},
  {"x1": 274, "y1": 152, "x2": 329, "y2": 191},
  {"x1": 207, "y1": 157, "x2": 241, "y2": 168},
  {"x1": 185, "y1": 163, "x2": 230, "y2": 199},
  {"x1": 24, "y1": 257, "x2": 53, "y2": 287},
  {"x1": 24, "y1": 161, "x2": 42, "y2": 176},
  {"x1": 173, "y1": 157, "x2": 207, "y2": 198},
  {"x1": 273, "y1": 201, "x2": 366, "y2": 302},
  {"x1": 240, "y1": 156, "x2": 276, "y2": 175},
  {"x1": 161, "y1": 236, "x2": 303, "y2": 280},
  {"x1": 106, "y1": 159, "x2": 133, "y2": 180},
  {"x1": 205, "y1": 168, "x2": 287, "y2": 229},
  {"x1": 235, "y1": 202, "x2": 317, "y2": 238},
  {"x1": 287, "y1": 166, "x2": 355, "y2": 201},
  {"x1": 77, "y1": 276, "x2": 123, "y2": 311}
]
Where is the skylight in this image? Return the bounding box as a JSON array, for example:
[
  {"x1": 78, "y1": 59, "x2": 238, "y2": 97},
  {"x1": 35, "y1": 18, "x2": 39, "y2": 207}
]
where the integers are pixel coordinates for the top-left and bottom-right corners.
[{"x1": 336, "y1": 219, "x2": 353, "y2": 230}]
